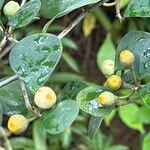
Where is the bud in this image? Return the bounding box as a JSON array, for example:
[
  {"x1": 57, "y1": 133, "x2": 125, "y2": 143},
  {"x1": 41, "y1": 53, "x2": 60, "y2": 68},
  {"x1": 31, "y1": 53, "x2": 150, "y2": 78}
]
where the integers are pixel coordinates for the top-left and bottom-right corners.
[
  {"x1": 98, "y1": 91, "x2": 117, "y2": 106},
  {"x1": 7, "y1": 114, "x2": 29, "y2": 134},
  {"x1": 34, "y1": 86, "x2": 57, "y2": 109},
  {"x1": 106, "y1": 75, "x2": 122, "y2": 90},
  {"x1": 120, "y1": 50, "x2": 135, "y2": 66},
  {"x1": 3, "y1": 1, "x2": 20, "y2": 19},
  {"x1": 101, "y1": 59, "x2": 114, "y2": 76}
]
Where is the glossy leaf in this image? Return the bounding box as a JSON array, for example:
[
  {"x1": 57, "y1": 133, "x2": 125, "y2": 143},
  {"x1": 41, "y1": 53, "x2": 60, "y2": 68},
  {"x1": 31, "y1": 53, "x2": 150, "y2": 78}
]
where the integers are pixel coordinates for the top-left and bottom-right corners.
[
  {"x1": 124, "y1": 0, "x2": 150, "y2": 17},
  {"x1": 41, "y1": 100, "x2": 79, "y2": 134},
  {"x1": 9, "y1": 33, "x2": 62, "y2": 91},
  {"x1": 8, "y1": 0, "x2": 41, "y2": 29},
  {"x1": 115, "y1": 31, "x2": 150, "y2": 79},
  {"x1": 40, "y1": 0, "x2": 102, "y2": 19},
  {"x1": 88, "y1": 116, "x2": 103, "y2": 140},
  {"x1": 97, "y1": 34, "x2": 115, "y2": 71},
  {"x1": 59, "y1": 81, "x2": 87, "y2": 101},
  {"x1": 76, "y1": 86, "x2": 113, "y2": 117},
  {"x1": 0, "y1": 80, "x2": 32, "y2": 115},
  {"x1": 118, "y1": 104, "x2": 144, "y2": 133}
]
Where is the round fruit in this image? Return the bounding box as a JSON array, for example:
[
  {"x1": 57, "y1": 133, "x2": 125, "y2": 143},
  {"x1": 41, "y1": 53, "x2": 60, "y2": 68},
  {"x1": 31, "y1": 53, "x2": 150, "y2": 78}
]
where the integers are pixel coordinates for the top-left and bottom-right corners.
[
  {"x1": 101, "y1": 59, "x2": 115, "y2": 76},
  {"x1": 120, "y1": 50, "x2": 135, "y2": 66},
  {"x1": 7, "y1": 114, "x2": 29, "y2": 134},
  {"x1": 106, "y1": 75, "x2": 122, "y2": 90},
  {"x1": 98, "y1": 91, "x2": 117, "y2": 106},
  {"x1": 3, "y1": 1, "x2": 20, "y2": 19},
  {"x1": 34, "y1": 86, "x2": 57, "y2": 109}
]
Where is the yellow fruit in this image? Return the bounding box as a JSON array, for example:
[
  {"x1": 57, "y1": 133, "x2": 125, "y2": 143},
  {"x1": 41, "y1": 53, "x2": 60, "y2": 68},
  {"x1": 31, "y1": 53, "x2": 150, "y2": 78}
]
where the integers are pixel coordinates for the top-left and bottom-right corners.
[
  {"x1": 101, "y1": 59, "x2": 115, "y2": 76},
  {"x1": 3, "y1": 1, "x2": 20, "y2": 19},
  {"x1": 106, "y1": 75, "x2": 122, "y2": 90},
  {"x1": 98, "y1": 91, "x2": 117, "y2": 106},
  {"x1": 34, "y1": 86, "x2": 57, "y2": 109},
  {"x1": 120, "y1": 50, "x2": 135, "y2": 66},
  {"x1": 7, "y1": 114, "x2": 29, "y2": 134}
]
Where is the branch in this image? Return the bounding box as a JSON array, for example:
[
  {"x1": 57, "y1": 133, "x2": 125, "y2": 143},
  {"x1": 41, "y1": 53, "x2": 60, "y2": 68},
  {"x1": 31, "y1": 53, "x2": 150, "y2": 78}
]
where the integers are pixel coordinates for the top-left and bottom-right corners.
[
  {"x1": 0, "y1": 75, "x2": 18, "y2": 88},
  {"x1": 57, "y1": 0, "x2": 109, "y2": 39},
  {"x1": 20, "y1": 80, "x2": 41, "y2": 117},
  {"x1": 103, "y1": 1, "x2": 116, "y2": 7},
  {"x1": 114, "y1": 96, "x2": 141, "y2": 107},
  {"x1": 115, "y1": 0, "x2": 123, "y2": 22}
]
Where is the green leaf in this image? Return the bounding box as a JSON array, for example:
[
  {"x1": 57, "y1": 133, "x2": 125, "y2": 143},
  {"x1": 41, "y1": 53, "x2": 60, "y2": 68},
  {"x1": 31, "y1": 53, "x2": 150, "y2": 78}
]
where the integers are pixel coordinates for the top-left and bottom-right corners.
[
  {"x1": 124, "y1": 0, "x2": 150, "y2": 17},
  {"x1": 76, "y1": 86, "x2": 113, "y2": 117},
  {"x1": 59, "y1": 81, "x2": 87, "y2": 101},
  {"x1": 137, "y1": 106, "x2": 150, "y2": 124},
  {"x1": 97, "y1": 34, "x2": 115, "y2": 70},
  {"x1": 118, "y1": 104, "x2": 144, "y2": 133},
  {"x1": 142, "y1": 132, "x2": 150, "y2": 150},
  {"x1": 62, "y1": 37, "x2": 78, "y2": 50},
  {"x1": 0, "y1": 80, "x2": 32, "y2": 115},
  {"x1": 33, "y1": 120, "x2": 47, "y2": 150},
  {"x1": 115, "y1": 31, "x2": 150, "y2": 79},
  {"x1": 10, "y1": 137, "x2": 34, "y2": 149},
  {"x1": 0, "y1": 104, "x2": 3, "y2": 125},
  {"x1": 0, "y1": 0, "x2": 4, "y2": 9},
  {"x1": 104, "y1": 109, "x2": 117, "y2": 126},
  {"x1": 62, "y1": 52, "x2": 80, "y2": 73},
  {"x1": 50, "y1": 72, "x2": 84, "y2": 83},
  {"x1": 107, "y1": 145, "x2": 129, "y2": 150},
  {"x1": 41, "y1": 100, "x2": 79, "y2": 134},
  {"x1": 9, "y1": 33, "x2": 62, "y2": 92},
  {"x1": 8, "y1": 0, "x2": 41, "y2": 29},
  {"x1": 40, "y1": 0, "x2": 102, "y2": 19},
  {"x1": 88, "y1": 116, "x2": 103, "y2": 140}
]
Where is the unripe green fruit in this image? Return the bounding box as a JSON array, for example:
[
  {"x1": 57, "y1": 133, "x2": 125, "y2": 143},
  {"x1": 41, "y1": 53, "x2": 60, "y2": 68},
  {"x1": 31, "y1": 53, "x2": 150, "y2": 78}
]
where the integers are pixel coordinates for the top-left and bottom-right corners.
[
  {"x1": 3, "y1": 1, "x2": 20, "y2": 19},
  {"x1": 101, "y1": 59, "x2": 114, "y2": 76},
  {"x1": 98, "y1": 91, "x2": 117, "y2": 106},
  {"x1": 120, "y1": 50, "x2": 135, "y2": 66},
  {"x1": 7, "y1": 114, "x2": 29, "y2": 134},
  {"x1": 106, "y1": 75, "x2": 122, "y2": 90},
  {"x1": 34, "y1": 86, "x2": 57, "y2": 109}
]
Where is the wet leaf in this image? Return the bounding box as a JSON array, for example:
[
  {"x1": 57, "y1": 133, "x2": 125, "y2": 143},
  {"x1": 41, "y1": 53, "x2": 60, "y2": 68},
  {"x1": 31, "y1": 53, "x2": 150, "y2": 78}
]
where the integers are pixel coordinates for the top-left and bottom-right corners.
[
  {"x1": 124, "y1": 0, "x2": 150, "y2": 17},
  {"x1": 115, "y1": 31, "x2": 150, "y2": 79},
  {"x1": 88, "y1": 116, "x2": 103, "y2": 140},
  {"x1": 9, "y1": 33, "x2": 62, "y2": 92},
  {"x1": 8, "y1": 0, "x2": 41, "y2": 29},
  {"x1": 0, "y1": 80, "x2": 32, "y2": 115},
  {"x1": 40, "y1": 0, "x2": 103, "y2": 19},
  {"x1": 59, "y1": 81, "x2": 87, "y2": 101},
  {"x1": 41, "y1": 100, "x2": 79, "y2": 134},
  {"x1": 0, "y1": 104, "x2": 3, "y2": 125},
  {"x1": 76, "y1": 86, "x2": 113, "y2": 117}
]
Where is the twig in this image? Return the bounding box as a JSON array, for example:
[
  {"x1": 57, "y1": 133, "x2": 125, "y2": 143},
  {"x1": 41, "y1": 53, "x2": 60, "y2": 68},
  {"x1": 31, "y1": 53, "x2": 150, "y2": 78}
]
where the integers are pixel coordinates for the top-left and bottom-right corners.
[
  {"x1": 115, "y1": 0, "x2": 123, "y2": 22},
  {"x1": 7, "y1": 37, "x2": 19, "y2": 43},
  {"x1": 20, "y1": 0, "x2": 27, "y2": 7},
  {"x1": 0, "y1": 126, "x2": 12, "y2": 150},
  {"x1": 57, "y1": 0, "x2": 109, "y2": 39},
  {"x1": 103, "y1": 1, "x2": 117, "y2": 7},
  {"x1": 0, "y1": 42, "x2": 15, "y2": 59},
  {"x1": 0, "y1": 36, "x2": 7, "y2": 53},
  {"x1": 0, "y1": 75, "x2": 18, "y2": 88},
  {"x1": 114, "y1": 96, "x2": 141, "y2": 107},
  {"x1": 20, "y1": 80, "x2": 41, "y2": 117}
]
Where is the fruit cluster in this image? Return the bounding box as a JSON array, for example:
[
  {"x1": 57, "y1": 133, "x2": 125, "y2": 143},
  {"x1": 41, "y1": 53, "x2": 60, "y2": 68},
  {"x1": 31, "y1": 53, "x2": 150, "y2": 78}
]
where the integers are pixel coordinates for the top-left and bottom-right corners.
[
  {"x1": 98, "y1": 50, "x2": 135, "y2": 106},
  {"x1": 7, "y1": 86, "x2": 57, "y2": 134}
]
